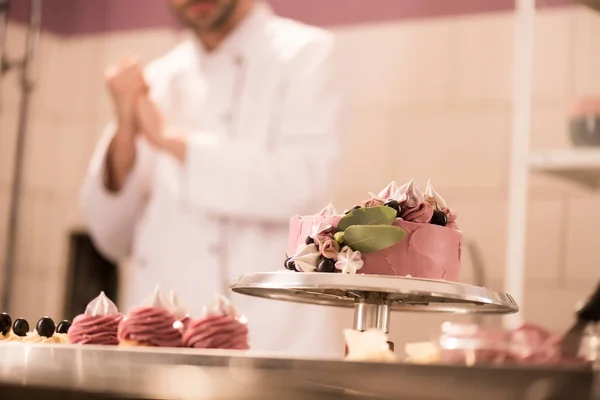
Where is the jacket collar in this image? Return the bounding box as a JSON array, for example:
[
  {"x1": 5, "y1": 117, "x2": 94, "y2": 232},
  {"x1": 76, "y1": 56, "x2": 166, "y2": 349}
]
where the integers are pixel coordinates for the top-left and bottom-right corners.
[{"x1": 192, "y1": 2, "x2": 273, "y2": 60}]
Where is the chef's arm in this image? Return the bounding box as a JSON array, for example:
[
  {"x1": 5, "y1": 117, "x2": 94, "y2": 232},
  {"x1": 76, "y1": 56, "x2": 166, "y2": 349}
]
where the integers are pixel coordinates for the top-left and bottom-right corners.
[
  {"x1": 80, "y1": 124, "x2": 155, "y2": 260},
  {"x1": 169, "y1": 36, "x2": 339, "y2": 222}
]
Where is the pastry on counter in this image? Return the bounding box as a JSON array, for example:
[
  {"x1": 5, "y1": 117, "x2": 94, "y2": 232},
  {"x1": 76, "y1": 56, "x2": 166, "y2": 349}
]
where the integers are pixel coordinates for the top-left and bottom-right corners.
[
  {"x1": 284, "y1": 179, "x2": 461, "y2": 280},
  {"x1": 344, "y1": 329, "x2": 396, "y2": 363},
  {"x1": 118, "y1": 286, "x2": 182, "y2": 347},
  {"x1": 24, "y1": 317, "x2": 69, "y2": 344},
  {"x1": 0, "y1": 313, "x2": 23, "y2": 342},
  {"x1": 68, "y1": 292, "x2": 123, "y2": 345},
  {"x1": 404, "y1": 322, "x2": 593, "y2": 367},
  {"x1": 183, "y1": 295, "x2": 249, "y2": 350}
]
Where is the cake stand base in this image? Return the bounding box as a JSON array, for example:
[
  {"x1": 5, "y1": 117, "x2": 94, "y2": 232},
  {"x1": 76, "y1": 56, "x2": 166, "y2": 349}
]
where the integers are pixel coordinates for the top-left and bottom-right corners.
[{"x1": 230, "y1": 272, "x2": 519, "y2": 351}]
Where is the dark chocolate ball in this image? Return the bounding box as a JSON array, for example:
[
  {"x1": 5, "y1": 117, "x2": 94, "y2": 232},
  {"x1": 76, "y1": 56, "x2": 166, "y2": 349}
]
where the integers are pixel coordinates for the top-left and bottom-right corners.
[
  {"x1": 36, "y1": 317, "x2": 56, "y2": 338},
  {"x1": 431, "y1": 210, "x2": 448, "y2": 226},
  {"x1": 13, "y1": 318, "x2": 29, "y2": 337},
  {"x1": 0, "y1": 313, "x2": 11, "y2": 336},
  {"x1": 56, "y1": 320, "x2": 72, "y2": 334},
  {"x1": 317, "y1": 257, "x2": 336, "y2": 273},
  {"x1": 305, "y1": 236, "x2": 315, "y2": 245}
]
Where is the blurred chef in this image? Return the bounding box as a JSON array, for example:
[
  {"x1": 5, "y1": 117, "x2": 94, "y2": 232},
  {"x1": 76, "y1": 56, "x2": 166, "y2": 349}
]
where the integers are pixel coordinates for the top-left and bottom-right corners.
[{"x1": 80, "y1": 0, "x2": 341, "y2": 357}]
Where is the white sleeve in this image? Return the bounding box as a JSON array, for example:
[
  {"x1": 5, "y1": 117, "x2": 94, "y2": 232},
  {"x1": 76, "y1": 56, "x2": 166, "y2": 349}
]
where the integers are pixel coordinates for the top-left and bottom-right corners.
[
  {"x1": 182, "y1": 35, "x2": 340, "y2": 222},
  {"x1": 80, "y1": 124, "x2": 156, "y2": 261}
]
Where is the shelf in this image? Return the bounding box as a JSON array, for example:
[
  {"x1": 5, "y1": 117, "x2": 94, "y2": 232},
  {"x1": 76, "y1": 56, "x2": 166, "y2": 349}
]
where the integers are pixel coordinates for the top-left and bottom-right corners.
[{"x1": 528, "y1": 149, "x2": 600, "y2": 188}]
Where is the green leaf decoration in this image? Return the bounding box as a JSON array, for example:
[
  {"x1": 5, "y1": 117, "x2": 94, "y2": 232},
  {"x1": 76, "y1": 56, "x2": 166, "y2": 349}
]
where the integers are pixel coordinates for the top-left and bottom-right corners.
[
  {"x1": 334, "y1": 231, "x2": 345, "y2": 244},
  {"x1": 344, "y1": 225, "x2": 406, "y2": 253},
  {"x1": 336, "y1": 206, "x2": 396, "y2": 232}
]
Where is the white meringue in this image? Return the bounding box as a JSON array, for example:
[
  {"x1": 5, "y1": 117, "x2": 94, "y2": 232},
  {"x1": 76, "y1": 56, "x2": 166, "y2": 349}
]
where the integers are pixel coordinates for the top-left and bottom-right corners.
[
  {"x1": 335, "y1": 246, "x2": 364, "y2": 274},
  {"x1": 318, "y1": 203, "x2": 338, "y2": 216},
  {"x1": 376, "y1": 181, "x2": 398, "y2": 201},
  {"x1": 400, "y1": 179, "x2": 423, "y2": 208},
  {"x1": 204, "y1": 294, "x2": 237, "y2": 318},
  {"x1": 344, "y1": 329, "x2": 396, "y2": 362},
  {"x1": 142, "y1": 285, "x2": 170, "y2": 310},
  {"x1": 424, "y1": 179, "x2": 447, "y2": 209},
  {"x1": 84, "y1": 291, "x2": 119, "y2": 317},
  {"x1": 292, "y1": 243, "x2": 320, "y2": 272},
  {"x1": 311, "y1": 223, "x2": 333, "y2": 239},
  {"x1": 168, "y1": 291, "x2": 189, "y2": 319},
  {"x1": 391, "y1": 180, "x2": 410, "y2": 202}
]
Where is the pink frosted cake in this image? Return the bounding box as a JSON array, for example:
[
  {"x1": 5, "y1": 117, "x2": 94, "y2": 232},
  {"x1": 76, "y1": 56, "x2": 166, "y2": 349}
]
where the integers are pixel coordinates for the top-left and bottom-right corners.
[{"x1": 285, "y1": 180, "x2": 461, "y2": 281}]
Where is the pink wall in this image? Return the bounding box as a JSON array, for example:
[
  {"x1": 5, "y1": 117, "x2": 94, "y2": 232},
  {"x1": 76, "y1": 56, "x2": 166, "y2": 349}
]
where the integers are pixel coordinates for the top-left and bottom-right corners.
[{"x1": 8, "y1": 0, "x2": 574, "y2": 35}]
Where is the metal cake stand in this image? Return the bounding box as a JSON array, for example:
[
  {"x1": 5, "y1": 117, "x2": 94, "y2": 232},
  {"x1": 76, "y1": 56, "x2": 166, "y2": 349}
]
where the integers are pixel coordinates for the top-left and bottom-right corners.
[{"x1": 230, "y1": 272, "x2": 518, "y2": 335}]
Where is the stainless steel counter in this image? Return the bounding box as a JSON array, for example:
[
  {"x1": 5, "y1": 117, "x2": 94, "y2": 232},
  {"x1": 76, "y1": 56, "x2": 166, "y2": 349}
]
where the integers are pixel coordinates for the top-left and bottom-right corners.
[{"x1": 0, "y1": 343, "x2": 597, "y2": 399}]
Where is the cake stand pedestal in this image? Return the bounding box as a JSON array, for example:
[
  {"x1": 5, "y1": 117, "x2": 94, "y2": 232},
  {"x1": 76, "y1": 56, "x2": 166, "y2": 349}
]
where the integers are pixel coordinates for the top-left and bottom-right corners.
[{"x1": 230, "y1": 272, "x2": 518, "y2": 338}]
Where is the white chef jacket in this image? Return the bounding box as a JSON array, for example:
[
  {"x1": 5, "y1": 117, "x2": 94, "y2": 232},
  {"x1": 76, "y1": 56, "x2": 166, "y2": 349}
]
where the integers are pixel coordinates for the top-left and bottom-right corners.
[{"x1": 80, "y1": 4, "x2": 346, "y2": 358}]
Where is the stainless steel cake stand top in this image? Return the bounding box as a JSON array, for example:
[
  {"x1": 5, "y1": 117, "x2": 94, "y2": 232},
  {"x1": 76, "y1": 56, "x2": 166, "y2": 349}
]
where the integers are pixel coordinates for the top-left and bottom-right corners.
[{"x1": 230, "y1": 272, "x2": 519, "y2": 333}]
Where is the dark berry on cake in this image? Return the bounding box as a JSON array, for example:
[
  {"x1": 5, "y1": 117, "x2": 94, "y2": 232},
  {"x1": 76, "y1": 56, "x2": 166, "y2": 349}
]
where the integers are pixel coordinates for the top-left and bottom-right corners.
[
  {"x1": 56, "y1": 320, "x2": 72, "y2": 334},
  {"x1": 383, "y1": 199, "x2": 401, "y2": 217},
  {"x1": 305, "y1": 235, "x2": 315, "y2": 245},
  {"x1": 344, "y1": 205, "x2": 361, "y2": 215},
  {"x1": 13, "y1": 318, "x2": 29, "y2": 337},
  {"x1": 36, "y1": 317, "x2": 56, "y2": 338},
  {"x1": 0, "y1": 313, "x2": 11, "y2": 336},
  {"x1": 284, "y1": 257, "x2": 297, "y2": 271},
  {"x1": 430, "y1": 210, "x2": 448, "y2": 227},
  {"x1": 317, "y1": 257, "x2": 336, "y2": 273}
]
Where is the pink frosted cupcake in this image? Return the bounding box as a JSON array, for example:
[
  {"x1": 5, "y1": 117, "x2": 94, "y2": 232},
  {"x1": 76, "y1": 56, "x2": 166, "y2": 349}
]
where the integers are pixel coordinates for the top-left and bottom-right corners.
[
  {"x1": 183, "y1": 295, "x2": 249, "y2": 350},
  {"x1": 118, "y1": 287, "x2": 182, "y2": 347},
  {"x1": 168, "y1": 291, "x2": 191, "y2": 333},
  {"x1": 68, "y1": 292, "x2": 123, "y2": 345}
]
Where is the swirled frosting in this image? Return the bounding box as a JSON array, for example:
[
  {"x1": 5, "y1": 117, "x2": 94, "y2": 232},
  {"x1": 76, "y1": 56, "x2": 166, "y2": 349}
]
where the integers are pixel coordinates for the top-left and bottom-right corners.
[
  {"x1": 400, "y1": 201, "x2": 434, "y2": 223},
  {"x1": 183, "y1": 295, "x2": 249, "y2": 350},
  {"x1": 69, "y1": 292, "x2": 123, "y2": 345},
  {"x1": 69, "y1": 314, "x2": 123, "y2": 345},
  {"x1": 183, "y1": 315, "x2": 249, "y2": 350},
  {"x1": 117, "y1": 287, "x2": 182, "y2": 347},
  {"x1": 118, "y1": 307, "x2": 182, "y2": 347}
]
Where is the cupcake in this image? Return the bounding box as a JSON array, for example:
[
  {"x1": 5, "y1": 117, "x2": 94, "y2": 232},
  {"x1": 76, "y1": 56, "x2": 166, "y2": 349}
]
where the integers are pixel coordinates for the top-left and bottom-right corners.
[
  {"x1": 168, "y1": 291, "x2": 191, "y2": 333},
  {"x1": 24, "y1": 317, "x2": 68, "y2": 344},
  {"x1": 0, "y1": 313, "x2": 21, "y2": 342},
  {"x1": 68, "y1": 292, "x2": 123, "y2": 345},
  {"x1": 183, "y1": 295, "x2": 249, "y2": 350},
  {"x1": 118, "y1": 287, "x2": 182, "y2": 347}
]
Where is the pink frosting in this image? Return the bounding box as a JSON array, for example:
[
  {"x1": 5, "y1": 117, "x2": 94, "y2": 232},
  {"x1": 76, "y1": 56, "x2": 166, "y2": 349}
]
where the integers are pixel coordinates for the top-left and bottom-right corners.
[
  {"x1": 183, "y1": 315, "x2": 249, "y2": 350},
  {"x1": 117, "y1": 307, "x2": 182, "y2": 347},
  {"x1": 179, "y1": 316, "x2": 192, "y2": 333},
  {"x1": 442, "y1": 207, "x2": 457, "y2": 230},
  {"x1": 288, "y1": 217, "x2": 461, "y2": 281},
  {"x1": 400, "y1": 201, "x2": 434, "y2": 223},
  {"x1": 68, "y1": 314, "x2": 123, "y2": 345}
]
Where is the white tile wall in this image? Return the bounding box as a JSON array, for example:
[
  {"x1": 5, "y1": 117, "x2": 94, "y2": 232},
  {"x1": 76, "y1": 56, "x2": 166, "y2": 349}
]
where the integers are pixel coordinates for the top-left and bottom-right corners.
[
  {"x1": 572, "y1": 6, "x2": 600, "y2": 96},
  {"x1": 454, "y1": 13, "x2": 513, "y2": 103}
]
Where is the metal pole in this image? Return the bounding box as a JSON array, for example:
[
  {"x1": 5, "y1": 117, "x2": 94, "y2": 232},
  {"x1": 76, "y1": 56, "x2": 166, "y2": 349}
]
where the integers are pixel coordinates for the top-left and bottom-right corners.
[
  {"x1": 504, "y1": 0, "x2": 535, "y2": 329},
  {"x1": 1, "y1": 0, "x2": 42, "y2": 311},
  {"x1": 353, "y1": 294, "x2": 391, "y2": 333}
]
